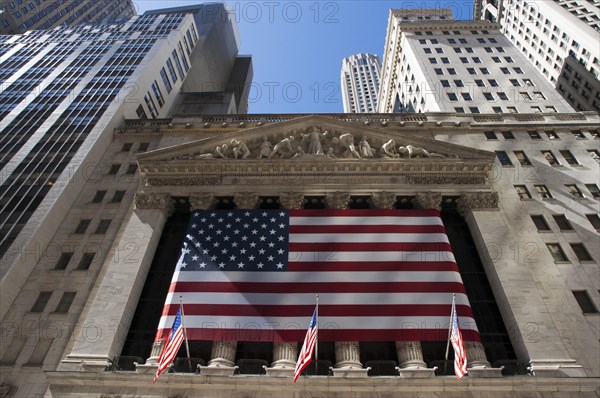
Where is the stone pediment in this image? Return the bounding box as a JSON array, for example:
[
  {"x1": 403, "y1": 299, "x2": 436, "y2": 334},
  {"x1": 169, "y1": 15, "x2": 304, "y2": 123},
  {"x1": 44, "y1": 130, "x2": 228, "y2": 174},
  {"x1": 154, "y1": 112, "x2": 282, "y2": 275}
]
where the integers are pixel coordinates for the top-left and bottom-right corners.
[{"x1": 137, "y1": 115, "x2": 495, "y2": 187}]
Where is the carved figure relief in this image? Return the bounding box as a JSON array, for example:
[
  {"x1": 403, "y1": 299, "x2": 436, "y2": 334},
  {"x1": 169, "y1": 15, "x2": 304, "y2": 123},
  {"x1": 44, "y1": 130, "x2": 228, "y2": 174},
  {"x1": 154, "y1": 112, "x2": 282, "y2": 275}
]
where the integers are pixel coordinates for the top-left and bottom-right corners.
[
  {"x1": 332, "y1": 133, "x2": 361, "y2": 158},
  {"x1": 269, "y1": 135, "x2": 296, "y2": 159},
  {"x1": 301, "y1": 127, "x2": 327, "y2": 155}
]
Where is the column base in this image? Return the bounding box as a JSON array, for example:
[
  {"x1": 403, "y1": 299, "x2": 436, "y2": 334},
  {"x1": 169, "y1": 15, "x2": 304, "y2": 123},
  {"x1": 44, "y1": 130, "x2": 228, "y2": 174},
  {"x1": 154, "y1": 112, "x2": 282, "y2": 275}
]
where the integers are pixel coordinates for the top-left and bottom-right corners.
[
  {"x1": 81, "y1": 360, "x2": 111, "y2": 373},
  {"x1": 529, "y1": 359, "x2": 585, "y2": 377},
  {"x1": 398, "y1": 367, "x2": 437, "y2": 378},
  {"x1": 265, "y1": 367, "x2": 295, "y2": 377},
  {"x1": 332, "y1": 367, "x2": 369, "y2": 378},
  {"x1": 467, "y1": 367, "x2": 504, "y2": 378},
  {"x1": 135, "y1": 363, "x2": 159, "y2": 374},
  {"x1": 199, "y1": 365, "x2": 238, "y2": 376}
]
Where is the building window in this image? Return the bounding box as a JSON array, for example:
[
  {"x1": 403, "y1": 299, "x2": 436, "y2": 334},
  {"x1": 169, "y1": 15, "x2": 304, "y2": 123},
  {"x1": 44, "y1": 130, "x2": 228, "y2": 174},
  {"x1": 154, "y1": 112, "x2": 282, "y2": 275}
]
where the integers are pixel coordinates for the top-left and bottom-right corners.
[
  {"x1": 585, "y1": 214, "x2": 600, "y2": 230},
  {"x1": 469, "y1": 106, "x2": 480, "y2": 113},
  {"x1": 588, "y1": 150, "x2": 600, "y2": 164},
  {"x1": 528, "y1": 131, "x2": 542, "y2": 140},
  {"x1": 454, "y1": 80, "x2": 464, "y2": 87},
  {"x1": 510, "y1": 79, "x2": 520, "y2": 86},
  {"x1": 475, "y1": 79, "x2": 485, "y2": 87},
  {"x1": 535, "y1": 185, "x2": 553, "y2": 199},
  {"x1": 108, "y1": 164, "x2": 121, "y2": 175},
  {"x1": 572, "y1": 131, "x2": 586, "y2": 139},
  {"x1": 429, "y1": 58, "x2": 437, "y2": 64},
  {"x1": 434, "y1": 68, "x2": 443, "y2": 75},
  {"x1": 160, "y1": 68, "x2": 173, "y2": 94},
  {"x1": 501, "y1": 67, "x2": 511, "y2": 74},
  {"x1": 461, "y1": 93, "x2": 472, "y2": 101},
  {"x1": 572, "y1": 291, "x2": 598, "y2": 313},
  {"x1": 74, "y1": 219, "x2": 91, "y2": 234},
  {"x1": 454, "y1": 107, "x2": 465, "y2": 113},
  {"x1": 488, "y1": 79, "x2": 498, "y2": 87},
  {"x1": 54, "y1": 253, "x2": 73, "y2": 270},
  {"x1": 483, "y1": 92, "x2": 494, "y2": 100},
  {"x1": 515, "y1": 185, "x2": 532, "y2": 199},
  {"x1": 424, "y1": 48, "x2": 432, "y2": 54},
  {"x1": 135, "y1": 104, "x2": 148, "y2": 120},
  {"x1": 531, "y1": 215, "x2": 550, "y2": 231},
  {"x1": 31, "y1": 292, "x2": 52, "y2": 313},
  {"x1": 546, "y1": 243, "x2": 568, "y2": 262},
  {"x1": 480, "y1": 67, "x2": 489, "y2": 74},
  {"x1": 111, "y1": 190, "x2": 126, "y2": 203},
  {"x1": 541, "y1": 151, "x2": 560, "y2": 166},
  {"x1": 546, "y1": 131, "x2": 559, "y2": 140},
  {"x1": 492, "y1": 106, "x2": 503, "y2": 113},
  {"x1": 448, "y1": 68, "x2": 456, "y2": 75},
  {"x1": 570, "y1": 243, "x2": 593, "y2": 261},
  {"x1": 502, "y1": 132, "x2": 515, "y2": 139},
  {"x1": 467, "y1": 67, "x2": 476, "y2": 75},
  {"x1": 491, "y1": 147, "x2": 511, "y2": 164},
  {"x1": 485, "y1": 131, "x2": 498, "y2": 140},
  {"x1": 586, "y1": 184, "x2": 600, "y2": 198},
  {"x1": 553, "y1": 215, "x2": 573, "y2": 231},
  {"x1": 559, "y1": 150, "x2": 578, "y2": 165},
  {"x1": 498, "y1": 92, "x2": 509, "y2": 100},
  {"x1": 151, "y1": 81, "x2": 165, "y2": 107},
  {"x1": 514, "y1": 151, "x2": 532, "y2": 165},
  {"x1": 91, "y1": 190, "x2": 107, "y2": 203},
  {"x1": 121, "y1": 143, "x2": 133, "y2": 152},
  {"x1": 95, "y1": 220, "x2": 111, "y2": 235},
  {"x1": 565, "y1": 184, "x2": 584, "y2": 198},
  {"x1": 447, "y1": 93, "x2": 458, "y2": 101},
  {"x1": 441, "y1": 80, "x2": 450, "y2": 87},
  {"x1": 166, "y1": 58, "x2": 178, "y2": 82},
  {"x1": 126, "y1": 164, "x2": 138, "y2": 174},
  {"x1": 77, "y1": 253, "x2": 95, "y2": 270},
  {"x1": 138, "y1": 143, "x2": 150, "y2": 152},
  {"x1": 54, "y1": 292, "x2": 76, "y2": 314}
]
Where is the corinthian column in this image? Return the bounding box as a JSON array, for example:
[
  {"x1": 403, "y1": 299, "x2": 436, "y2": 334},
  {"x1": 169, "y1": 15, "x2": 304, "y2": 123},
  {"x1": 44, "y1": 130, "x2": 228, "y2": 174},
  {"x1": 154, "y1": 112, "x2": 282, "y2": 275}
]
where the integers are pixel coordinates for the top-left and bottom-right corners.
[
  {"x1": 234, "y1": 192, "x2": 259, "y2": 209},
  {"x1": 265, "y1": 193, "x2": 304, "y2": 377},
  {"x1": 189, "y1": 192, "x2": 215, "y2": 210}
]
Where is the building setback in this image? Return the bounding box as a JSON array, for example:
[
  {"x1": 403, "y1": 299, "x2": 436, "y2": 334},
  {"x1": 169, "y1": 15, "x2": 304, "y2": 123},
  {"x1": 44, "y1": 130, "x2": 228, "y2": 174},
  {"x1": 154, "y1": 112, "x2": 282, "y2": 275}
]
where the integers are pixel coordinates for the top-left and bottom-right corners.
[
  {"x1": 0, "y1": 0, "x2": 136, "y2": 35},
  {"x1": 474, "y1": 0, "x2": 600, "y2": 111},
  {"x1": 0, "y1": 5, "x2": 251, "y2": 397},
  {"x1": 340, "y1": 53, "x2": 381, "y2": 113},
  {"x1": 378, "y1": 8, "x2": 574, "y2": 114}
]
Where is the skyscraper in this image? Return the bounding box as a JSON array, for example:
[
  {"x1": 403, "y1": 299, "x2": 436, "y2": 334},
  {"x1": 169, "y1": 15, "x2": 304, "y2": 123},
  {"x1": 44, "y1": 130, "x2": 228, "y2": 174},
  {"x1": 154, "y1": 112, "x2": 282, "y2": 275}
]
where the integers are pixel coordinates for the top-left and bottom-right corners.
[
  {"x1": 0, "y1": 5, "x2": 251, "y2": 396},
  {"x1": 377, "y1": 8, "x2": 573, "y2": 113},
  {"x1": 474, "y1": 0, "x2": 600, "y2": 111},
  {"x1": 0, "y1": 0, "x2": 136, "y2": 34},
  {"x1": 340, "y1": 53, "x2": 381, "y2": 113}
]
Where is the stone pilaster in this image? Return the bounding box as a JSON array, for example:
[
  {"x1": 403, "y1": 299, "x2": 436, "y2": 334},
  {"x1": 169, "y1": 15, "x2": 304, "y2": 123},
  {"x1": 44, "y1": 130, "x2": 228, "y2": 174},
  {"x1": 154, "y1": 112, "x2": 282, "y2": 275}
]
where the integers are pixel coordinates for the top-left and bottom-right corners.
[
  {"x1": 189, "y1": 193, "x2": 215, "y2": 210},
  {"x1": 370, "y1": 192, "x2": 397, "y2": 209},
  {"x1": 325, "y1": 192, "x2": 350, "y2": 210},
  {"x1": 233, "y1": 192, "x2": 259, "y2": 209},
  {"x1": 456, "y1": 192, "x2": 499, "y2": 217},
  {"x1": 60, "y1": 193, "x2": 174, "y2": 372},
  {"x1": 412, "y1": 192, "x2": 442, "y2": 210},
  {"x1": 278, "y1": 192, "x2": 304, "y2": 210},
  {"x1": 146, "y1": 341, "x2": 164, "y2": 365}
]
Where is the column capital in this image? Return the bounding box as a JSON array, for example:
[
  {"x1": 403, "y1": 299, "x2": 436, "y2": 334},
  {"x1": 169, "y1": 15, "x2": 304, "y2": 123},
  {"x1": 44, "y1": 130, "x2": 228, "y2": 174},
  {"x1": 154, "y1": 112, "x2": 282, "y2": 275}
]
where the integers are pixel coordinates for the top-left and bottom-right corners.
[
  {"x1": 134, "y1": 192, "x2": 174, "y2": 215},
  {"x1": 279, "y1": 193, "x2": 305, "y2": 210},
  {"x1": 189, "y1": 193, "x2": 215, "y2": 210},
  {"x1": 412, "y1": 192, "x2": 442, "y2": 211},
  {"x1": 457, "y1": 192, "x2": 499, "y2": 216},
  {"x1": 233, "y1": 192, "x2": 259, "y2": 209},
  {"x1": 325, "y1": 192, "x2": 351, "y2": 209},
  {"x1": 371, "y1": 192, "x2": 397, "y2": 209}
]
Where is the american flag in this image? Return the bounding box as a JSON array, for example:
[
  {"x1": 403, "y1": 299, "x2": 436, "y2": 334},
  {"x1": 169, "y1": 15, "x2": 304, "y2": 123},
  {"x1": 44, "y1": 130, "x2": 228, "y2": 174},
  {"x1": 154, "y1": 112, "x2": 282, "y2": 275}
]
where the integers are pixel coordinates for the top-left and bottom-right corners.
[
  {"x1": 154, "y1": 308, "x2": 184, "y2": 382},
  {"x1": 293, "y1": 308, "x2": 317, "y2": 382},
  {"x1": 155, "y1": 209, "x2": 480, "y2": 342},
  {"x1": 450, "y1": 298, "x2": 468, "y2": 379}
]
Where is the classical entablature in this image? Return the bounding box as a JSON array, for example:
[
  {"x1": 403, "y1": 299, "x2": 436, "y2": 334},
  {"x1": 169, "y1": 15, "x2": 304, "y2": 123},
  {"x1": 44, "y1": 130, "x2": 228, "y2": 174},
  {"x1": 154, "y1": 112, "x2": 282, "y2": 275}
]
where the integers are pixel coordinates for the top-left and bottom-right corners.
[{"x1": 137, "y1": 115, "x2": 495, "y2": 193}]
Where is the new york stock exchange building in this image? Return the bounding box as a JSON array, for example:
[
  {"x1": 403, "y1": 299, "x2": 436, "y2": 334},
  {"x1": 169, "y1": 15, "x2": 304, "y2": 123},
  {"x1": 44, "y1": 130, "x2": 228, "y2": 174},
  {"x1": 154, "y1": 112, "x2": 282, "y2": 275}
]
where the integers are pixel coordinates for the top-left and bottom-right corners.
[{"x1": 7, "y1": 112, "x2": 600, "y2": 397}]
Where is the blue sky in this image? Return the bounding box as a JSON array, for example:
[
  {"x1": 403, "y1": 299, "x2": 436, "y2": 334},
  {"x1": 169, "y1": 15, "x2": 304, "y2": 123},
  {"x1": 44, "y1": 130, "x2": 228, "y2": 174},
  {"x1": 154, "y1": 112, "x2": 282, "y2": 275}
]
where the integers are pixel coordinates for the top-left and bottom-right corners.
[{"x1": 134, "y1": 1, "x2": 474, "y2": 114}]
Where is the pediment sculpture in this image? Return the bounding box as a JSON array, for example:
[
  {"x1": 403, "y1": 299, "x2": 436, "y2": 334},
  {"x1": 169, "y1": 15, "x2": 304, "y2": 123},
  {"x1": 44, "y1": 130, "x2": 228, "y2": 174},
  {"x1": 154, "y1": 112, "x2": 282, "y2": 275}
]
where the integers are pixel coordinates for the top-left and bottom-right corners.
[{"x1": 171, "y1": 127, "x2": 445, "y2": 161}]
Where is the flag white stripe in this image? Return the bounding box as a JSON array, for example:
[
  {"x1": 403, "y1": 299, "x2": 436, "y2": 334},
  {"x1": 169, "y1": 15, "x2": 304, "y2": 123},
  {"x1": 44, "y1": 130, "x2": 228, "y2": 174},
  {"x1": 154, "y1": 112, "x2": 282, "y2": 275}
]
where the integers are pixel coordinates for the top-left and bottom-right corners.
[
  {"x1": 290, "y1": 216, "x2": 443, "y2": 226},
  {"x1": 172, "y1": 271, "x2": 463, "y2": 283},
  {"x1": 158, "y1": 315, "x2": 479, "y2": 332},
  {"x1": 289, "y1": 233, "x2": 450, "y2": 243},
  {"x1": 289, "y1": 251, "x2": 456, "y2": 262},
  {"x1": 165, "y1": 292, "x2": 471, "y2": 306}
]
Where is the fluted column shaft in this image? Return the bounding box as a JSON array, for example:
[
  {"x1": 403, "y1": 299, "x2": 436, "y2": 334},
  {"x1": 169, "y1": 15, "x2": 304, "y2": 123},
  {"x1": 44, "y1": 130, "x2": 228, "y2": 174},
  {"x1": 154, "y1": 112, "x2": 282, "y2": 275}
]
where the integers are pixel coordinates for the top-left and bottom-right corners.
[
  {"x1": 334, "y1": 341, "x2": 362, "y2": 369},
  {"x1": 208, "y1": 340, "x2": 237, "y2": 367},
  {"x1": 396, "y1": 341, "x2": 427, "y2": 369},
  {"x1": 466, "y1": 341, "x2": 491, "y2": 368}
]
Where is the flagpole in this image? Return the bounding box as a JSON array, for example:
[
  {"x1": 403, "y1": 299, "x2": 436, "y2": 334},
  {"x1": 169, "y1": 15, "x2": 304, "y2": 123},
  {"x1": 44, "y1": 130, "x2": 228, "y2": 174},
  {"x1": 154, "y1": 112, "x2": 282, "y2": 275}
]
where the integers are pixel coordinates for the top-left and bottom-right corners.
[
  {"x1": 179, "y1": 296, "x2": 192, "y2": 373},
  {"x1": 444, "y1": 293, "x2": 456, "y2": 375},
  {"x1": 315, "y1": 294, "x2": 319, "y2": 375}
]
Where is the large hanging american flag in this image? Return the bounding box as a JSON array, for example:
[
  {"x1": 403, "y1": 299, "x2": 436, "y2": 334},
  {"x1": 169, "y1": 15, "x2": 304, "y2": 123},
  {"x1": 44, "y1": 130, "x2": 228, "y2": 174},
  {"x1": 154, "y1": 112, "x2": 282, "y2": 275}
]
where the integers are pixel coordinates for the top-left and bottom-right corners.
[{"x1": 155, "y1": 209, "x2": 480, "y2": 342}]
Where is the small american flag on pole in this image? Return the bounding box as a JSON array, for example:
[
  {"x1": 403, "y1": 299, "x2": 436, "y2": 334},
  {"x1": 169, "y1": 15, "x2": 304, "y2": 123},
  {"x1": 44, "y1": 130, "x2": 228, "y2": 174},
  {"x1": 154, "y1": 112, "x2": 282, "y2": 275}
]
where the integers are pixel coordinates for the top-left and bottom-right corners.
[
  {"x1": 154, "y1": 308, "x2": 184, "y2": 382},
  {"x1": 450, "y1": 296, "x2": 468, "y2": 379},
  {"x1": 293, "y1": 307, "x2": 317, "y2": 382}
]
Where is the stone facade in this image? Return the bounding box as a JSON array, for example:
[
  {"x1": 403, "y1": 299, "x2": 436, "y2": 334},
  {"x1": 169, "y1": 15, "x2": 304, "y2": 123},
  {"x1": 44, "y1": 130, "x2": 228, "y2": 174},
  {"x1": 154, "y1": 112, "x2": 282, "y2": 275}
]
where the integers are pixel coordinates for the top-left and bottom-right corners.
[{"x1": 1, "y1": 113, "x2": 598, "y2": 397}]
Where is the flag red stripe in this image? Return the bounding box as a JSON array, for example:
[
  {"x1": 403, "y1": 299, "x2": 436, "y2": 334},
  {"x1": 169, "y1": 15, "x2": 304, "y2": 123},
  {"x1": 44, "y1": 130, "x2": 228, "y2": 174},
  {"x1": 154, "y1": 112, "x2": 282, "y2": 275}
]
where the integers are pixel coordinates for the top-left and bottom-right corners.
[
  {"x1": 155, "y1": 327, "x2": 481, "y2": 343},
  {"x1": 289, "y1": 209, "x2": 441, "y2": 217},
  {"x1": 289, "y1": 225, "x2": 448, "y2": 234},
  {"x1": 161, "y1": 303, "x2": 475, "y2": 318},
  {"x1": 289, "y1": 261, "x2": 459, "y2": 272},
  {"x1": 289, "y1": 242, "x2": 452, "y2": 252},
  {"x1": 169, "y1": 281, "x2": 467, "y2": 294}
]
